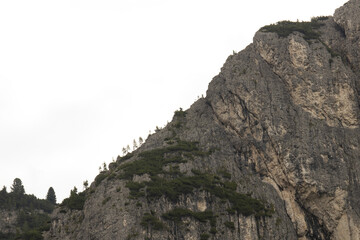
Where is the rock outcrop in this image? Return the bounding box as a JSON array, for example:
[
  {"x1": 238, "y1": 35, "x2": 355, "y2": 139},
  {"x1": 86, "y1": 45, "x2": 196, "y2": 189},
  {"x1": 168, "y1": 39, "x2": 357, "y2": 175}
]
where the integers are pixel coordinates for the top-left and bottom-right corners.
[
  {"x1": 0, "y1": 210, "x2": 17, "y2": 236},
  {"x1": 44, "y1": 1, "x2": 360, "y2": 239}
]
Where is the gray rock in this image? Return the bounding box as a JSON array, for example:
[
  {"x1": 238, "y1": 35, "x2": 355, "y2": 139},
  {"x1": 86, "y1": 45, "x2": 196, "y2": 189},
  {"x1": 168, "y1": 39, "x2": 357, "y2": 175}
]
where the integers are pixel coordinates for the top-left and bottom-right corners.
[
  {"x1": 44, "y1": 1, "x2": 360, "y2": 239},
  {"x1": 0, "y1": 210, "x2": 17, "y2": 235}
]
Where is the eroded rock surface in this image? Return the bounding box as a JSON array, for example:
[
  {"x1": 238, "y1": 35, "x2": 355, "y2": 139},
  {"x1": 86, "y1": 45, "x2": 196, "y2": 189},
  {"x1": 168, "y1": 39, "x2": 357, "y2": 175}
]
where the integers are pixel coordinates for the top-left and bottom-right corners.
[{"x1": 45, "y1": 1, "x2": 360, "y2": 239}]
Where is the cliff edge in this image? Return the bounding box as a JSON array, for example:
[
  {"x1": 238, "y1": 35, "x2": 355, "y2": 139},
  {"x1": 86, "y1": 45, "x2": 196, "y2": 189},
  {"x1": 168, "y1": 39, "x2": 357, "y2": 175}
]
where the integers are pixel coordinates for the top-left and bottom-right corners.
[{"x1": 45, "y1": 1, "x2": 360, "y2": 239}]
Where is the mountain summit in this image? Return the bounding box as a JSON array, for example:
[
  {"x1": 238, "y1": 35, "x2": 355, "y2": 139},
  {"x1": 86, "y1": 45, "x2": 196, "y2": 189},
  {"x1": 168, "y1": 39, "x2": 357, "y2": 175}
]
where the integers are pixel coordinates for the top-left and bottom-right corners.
[{"x1": 44, "y1": 1, "x2": 360, "y2": 239}]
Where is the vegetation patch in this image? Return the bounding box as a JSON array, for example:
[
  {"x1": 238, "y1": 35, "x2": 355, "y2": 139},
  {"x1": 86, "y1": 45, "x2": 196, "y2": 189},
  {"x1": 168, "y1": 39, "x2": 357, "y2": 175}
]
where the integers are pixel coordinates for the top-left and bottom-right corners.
[
  {"x1": 125, "y1": 182, "x2": 145, "y2": 199},
  {"x1": 312, "y1": 16, "x2": 329, "y2": 21},
  {"x1": 0, "y1": 232, "x2": 16, "y2": 239},
  {"x1": 217, "y1": 168, "x2": 231, "y2": 179},
  {"x1": 102, "y1": 196, "x2": 111, "y2": 205},
  {"x1": 0, "y1": 187, "x2": 54, "y2": 213},
  {"x1": 210, "y1": 226, "x2": 217, "y2": 234},
  {"x1": 200, "y1": 233, "x2": 210, "y2": 240},
  {"x1": 0, "y1": 179, "x2": 55, "y2": 240},
  {"x1": 173, "y1": 108, "x2": 187, "y2": 118},
  {"x1": 127, "y1": 169, "x2": 273, "y2": 217},
  {"x1": 162, "y1": 208, "x2": 215, "y2": 224},
  {"x1": 0, "y1": 211, "x2": 51, "y2": 240},
  {"x1": 61, "y1": 188, "x2": 86, "y2": 211},
  {"x1": 95, "y1": 171, "x2": 109, "y2": 186},
  {"x1": 321, "y1": 40, "x2": 340, "y2": 58},
  {"x1": 173, "y1": 108, "x2": 187, "y2": 128},
  {"x1": 162, "y1": 208, "x2": 217, "y2": 238},
  {"x1": 224, "y1": 221, "x2": 235, "y2": 230},
  {"x1": 260, "y1": 19, "x2": 324, "y2": 40},
  {"x1": 126, "y1": 231, "x2": 139, "y2": 240},
  {"x1": 140, "y1": 213, "x2": 165, "y2": 231},
  {"x1": 118, "y1": 139, "x2": 207, "y2": 180},
  {"x1": 117, "y1": 152, "x2": 134, "y2": 163}
]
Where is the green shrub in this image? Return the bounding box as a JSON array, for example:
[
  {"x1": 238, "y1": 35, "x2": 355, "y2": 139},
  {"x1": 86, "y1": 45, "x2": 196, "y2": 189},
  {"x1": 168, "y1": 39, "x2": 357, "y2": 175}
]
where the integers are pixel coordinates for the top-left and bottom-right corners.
[
  {"x1": 210, "y1": 227, "x2": 217, "y2": 234},
  {"x1": 174, "y1": 108, "x2": 187, "y2": 118},
  {"x1": 0, "y1": 232, "x2": 16, "y2": 239},
  {"x1": 107, "y1": 173, "x2": 116, "y2": 181},
  {"x1": 108, "y1": 162, "x2": 117, "y2": 171},
  {"x1": 125, "y1": 182, "x2": 145, "y2": 198},
  {"x1": 162, "y1": 208, "x2": 215, "y2": 226},
  {"x1": 95, "y1": 172, "x2": 108, "y2": 186},
  {"x1": 61, "y1": 188, "x2": 86, "y2": 210},
  {"x1": 321, "y1": 40, "x2": 340, "y2": 58},
  {"x1": 223, "y1": 181, "x2": 237, "y2": 191},
  {"x1": 140, "y1": 213, "x2": 165, "y2": 230},
  {"x1": 146, "y1": 176, "x2": 197, "y2": 201},
  {"x1": 311, "y1": 16, "x2": 329, "y2": 21},
  {"x1": 117, "y1": 153, "x2": 134, "y2": 163},
  {"x1": 217, "y1": 168, "x2": 231, "y2": 179},
  {"x1": 174, "y1": 121, "x2": 182, "y2": 128},
  {"x1": 118, "y1": 140, "x2": 204, "y2": 180},
  {"x1": 276, "y1": 217, "x2": 282, "y2": 227},
  {"x1": 260, "y1": 20, "x2": 324, "y2": 40},
  {"x1": 20, "y1": 229, "x2": 43, "y2": 240},
  {"x1": 162, "y1": 208, "x2": 193, "y2": 222},
  {"x1": 126, "y1": 231, "x2": 139, "y2": 240},
  {"x1": 15, "y1": 210, "x2": 52, "y2": 240},
  {"x1": 200, "y1": 233, "x2": 210, "y2": 240},
  {"x1": 102, "y1": 196, "x2": 111, "y2": 205},
  {"x1": 224, "y1": 221, "x2": 235, "y2": 230}
]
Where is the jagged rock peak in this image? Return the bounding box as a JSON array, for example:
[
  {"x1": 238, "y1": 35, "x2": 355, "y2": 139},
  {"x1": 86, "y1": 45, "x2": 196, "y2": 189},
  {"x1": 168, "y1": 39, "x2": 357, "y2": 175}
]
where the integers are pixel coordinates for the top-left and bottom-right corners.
[{"x1": 44, "y1": 1, "x2": 360, "y2": 239}]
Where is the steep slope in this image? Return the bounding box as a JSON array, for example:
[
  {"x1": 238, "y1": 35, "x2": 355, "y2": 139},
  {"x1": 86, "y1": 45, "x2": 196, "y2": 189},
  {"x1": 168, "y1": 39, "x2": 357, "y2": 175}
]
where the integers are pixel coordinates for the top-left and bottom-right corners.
[{"x1": 45, "y1": 1, "x2": 360, "y2": 239}]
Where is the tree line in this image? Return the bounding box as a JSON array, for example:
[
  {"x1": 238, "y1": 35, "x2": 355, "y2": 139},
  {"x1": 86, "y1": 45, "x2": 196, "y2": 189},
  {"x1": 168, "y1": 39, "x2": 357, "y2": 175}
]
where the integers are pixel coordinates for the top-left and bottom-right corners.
[
  {"x1": 0, "y1": 178, "x2": 56, "y2": 211},
  {"x1": 0, "y1": 178, "x2": 57, "y2": 240}
]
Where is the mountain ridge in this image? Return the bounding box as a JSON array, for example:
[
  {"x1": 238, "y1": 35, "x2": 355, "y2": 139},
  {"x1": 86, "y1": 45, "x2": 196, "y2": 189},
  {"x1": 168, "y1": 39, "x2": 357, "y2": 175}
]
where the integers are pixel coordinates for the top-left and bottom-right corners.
[{"x1": 42, "y1": 1, "x2": 360, "y2": 239}]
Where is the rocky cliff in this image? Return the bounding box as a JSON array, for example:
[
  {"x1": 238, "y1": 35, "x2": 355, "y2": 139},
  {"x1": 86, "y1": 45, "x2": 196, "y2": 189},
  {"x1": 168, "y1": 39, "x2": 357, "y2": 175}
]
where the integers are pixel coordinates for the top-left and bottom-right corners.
[{"x1": 44, "y1": 1, "x2": 360, "y2": 239}]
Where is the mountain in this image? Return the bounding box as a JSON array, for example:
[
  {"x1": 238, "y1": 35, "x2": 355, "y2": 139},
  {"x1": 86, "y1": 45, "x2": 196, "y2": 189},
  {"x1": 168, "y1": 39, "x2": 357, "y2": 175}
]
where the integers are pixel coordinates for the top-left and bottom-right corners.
[{"x1": 44, "y1": 1, "x2": 360, "y2": 239}]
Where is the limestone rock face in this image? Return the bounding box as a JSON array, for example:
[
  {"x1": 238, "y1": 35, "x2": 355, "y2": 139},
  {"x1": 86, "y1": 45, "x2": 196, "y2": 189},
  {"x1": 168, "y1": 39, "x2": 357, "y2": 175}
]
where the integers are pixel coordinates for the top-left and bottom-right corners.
[{"x1": 45, "y1": 1, "x2": 360, "y2": 239}]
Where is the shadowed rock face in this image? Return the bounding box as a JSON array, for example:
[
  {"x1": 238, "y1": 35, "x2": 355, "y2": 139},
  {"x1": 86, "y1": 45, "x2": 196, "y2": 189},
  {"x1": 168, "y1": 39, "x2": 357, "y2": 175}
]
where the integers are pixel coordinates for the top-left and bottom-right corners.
[{"x1": 44, "y1": 1, "x2": 360, "y2": 239}]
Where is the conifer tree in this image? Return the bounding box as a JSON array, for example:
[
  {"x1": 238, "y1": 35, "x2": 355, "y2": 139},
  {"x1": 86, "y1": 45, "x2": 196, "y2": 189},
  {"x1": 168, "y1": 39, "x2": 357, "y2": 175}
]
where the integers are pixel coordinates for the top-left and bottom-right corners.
[
  {"x1": 103, "y1": 162, "x2": 107, "y2": 171},
  {"x1": 46, "y1": 187, "x2": 57, "y2": 204},
  {"x1": 122, "y1": 147, "x2": 127, "y2": 156},
  {"x1": 133, "y1": 139, "x2": 138, "y2": 150},
  {"x1": 139, "y1": 137, "x2": 144, "y2": 146},
  {"x1": 83, "y1": 180, "x2": 89, "y2": 190},
  {"x1": 11, "y1": 178, "x2": 25, "y2": 195}
]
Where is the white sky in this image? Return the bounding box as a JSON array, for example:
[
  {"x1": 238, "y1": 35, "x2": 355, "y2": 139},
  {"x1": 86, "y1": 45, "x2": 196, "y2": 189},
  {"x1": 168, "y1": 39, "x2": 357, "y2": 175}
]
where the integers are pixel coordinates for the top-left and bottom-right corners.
[{"x1": 0, "y1": 0, "x2": 348, "y2": 202}]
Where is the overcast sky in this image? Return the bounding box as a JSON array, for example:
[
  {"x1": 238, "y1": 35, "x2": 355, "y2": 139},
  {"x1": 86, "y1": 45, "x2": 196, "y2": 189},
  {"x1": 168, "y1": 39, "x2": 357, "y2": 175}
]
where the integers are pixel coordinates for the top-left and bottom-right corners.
[{"x1": 0, "y1": 0, "x2": 348, "y2": 202}]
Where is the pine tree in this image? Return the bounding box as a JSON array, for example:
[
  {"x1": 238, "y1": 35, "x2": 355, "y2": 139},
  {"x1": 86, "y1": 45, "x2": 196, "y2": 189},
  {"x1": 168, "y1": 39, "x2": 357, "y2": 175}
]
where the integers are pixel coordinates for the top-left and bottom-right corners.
[
  {"x1": 10, "y1": 178, "x2": 25, "y2": 195},
  {"x1": 122, "y1": 147, "x2": 127, "y2": 156},
  {"x1": 46, "y1": 187, "x2": 57, "y2": 204},
  {"x1": 83, "y1": 180, "x2": 89, "y2": 190},
  {"x1": 133, "y1": 139, "x2": 138, "y2": 150},
  {"x1": 103, "y1": 162, "x2": 107, "y2": 171},
  {"x1": 139, "y1": 137, "x2": 144, "y2": 146}
]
